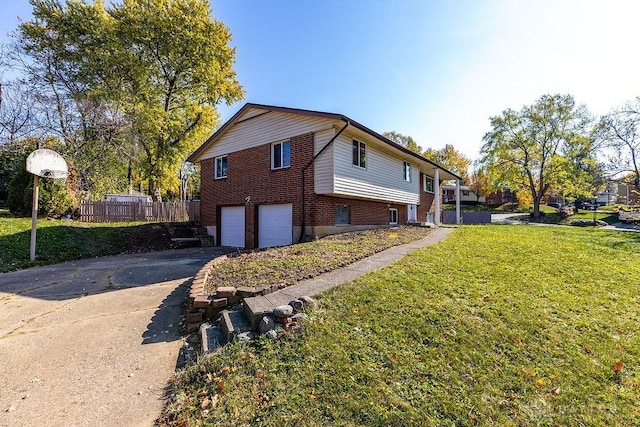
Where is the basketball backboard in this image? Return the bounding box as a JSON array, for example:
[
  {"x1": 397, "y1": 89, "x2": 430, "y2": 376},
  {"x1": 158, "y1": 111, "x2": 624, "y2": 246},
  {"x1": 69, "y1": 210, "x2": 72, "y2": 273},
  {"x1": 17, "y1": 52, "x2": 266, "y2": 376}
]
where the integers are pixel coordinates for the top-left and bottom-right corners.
[{"x1": 26, "y1": 148, "x2": 68, "y2": 179}]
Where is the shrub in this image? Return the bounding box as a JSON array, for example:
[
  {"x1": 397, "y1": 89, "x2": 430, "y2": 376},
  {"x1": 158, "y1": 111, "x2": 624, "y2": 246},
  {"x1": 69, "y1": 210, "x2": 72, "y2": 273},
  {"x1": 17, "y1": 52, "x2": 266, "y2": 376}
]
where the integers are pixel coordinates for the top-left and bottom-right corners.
[{"x1": 7, "y1": 167, "x2": 74, "y2": 217}]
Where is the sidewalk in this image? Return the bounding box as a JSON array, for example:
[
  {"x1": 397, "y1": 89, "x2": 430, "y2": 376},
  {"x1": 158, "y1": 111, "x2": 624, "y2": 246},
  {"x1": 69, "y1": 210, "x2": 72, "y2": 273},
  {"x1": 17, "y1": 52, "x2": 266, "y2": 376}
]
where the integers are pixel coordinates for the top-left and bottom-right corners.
[{"x1": 244, "y1": 227, "x2": 454, "y2": 318}]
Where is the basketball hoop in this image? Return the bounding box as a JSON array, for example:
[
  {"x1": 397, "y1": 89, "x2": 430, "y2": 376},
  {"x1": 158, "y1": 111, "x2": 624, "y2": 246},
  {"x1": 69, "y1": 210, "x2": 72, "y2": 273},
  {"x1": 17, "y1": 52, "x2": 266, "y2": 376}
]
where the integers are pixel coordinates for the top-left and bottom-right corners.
[{"x1": 25, "y1": 149, "x2": 69, "y2": 261}]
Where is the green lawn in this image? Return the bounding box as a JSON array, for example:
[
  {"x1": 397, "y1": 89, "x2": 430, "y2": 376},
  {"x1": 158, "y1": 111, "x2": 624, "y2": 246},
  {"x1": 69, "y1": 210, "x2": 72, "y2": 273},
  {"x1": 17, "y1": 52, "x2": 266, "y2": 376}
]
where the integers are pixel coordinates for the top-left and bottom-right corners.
[
  {"x1": 161, "y1": 226, "x2": 640, "y2": 426},
  {"x1": 0, "y1": 212, "x2": 168, "y2": 272}
]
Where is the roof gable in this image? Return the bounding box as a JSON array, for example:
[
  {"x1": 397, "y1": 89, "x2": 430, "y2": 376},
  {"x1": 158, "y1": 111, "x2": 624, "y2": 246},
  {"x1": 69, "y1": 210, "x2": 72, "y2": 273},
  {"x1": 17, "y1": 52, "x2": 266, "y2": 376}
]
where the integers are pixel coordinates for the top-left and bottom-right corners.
[{"x1": 188, "y1": 103, "x2": 461, "y2": 180}]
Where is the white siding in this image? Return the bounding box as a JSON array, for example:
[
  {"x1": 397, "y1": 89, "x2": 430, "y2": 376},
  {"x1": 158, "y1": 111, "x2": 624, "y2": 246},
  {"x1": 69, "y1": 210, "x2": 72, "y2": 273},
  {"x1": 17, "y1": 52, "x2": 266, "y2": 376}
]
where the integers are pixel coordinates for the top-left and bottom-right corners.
[
  {"x1": 313, "y1": 128, "x2": 335, "y2": 194},
  {"x1": 332, "y1": 134, "x2": 420, "y2": 204},
  {"x1": 200, "y1": 111, "x2": 333, "y2": 160}
]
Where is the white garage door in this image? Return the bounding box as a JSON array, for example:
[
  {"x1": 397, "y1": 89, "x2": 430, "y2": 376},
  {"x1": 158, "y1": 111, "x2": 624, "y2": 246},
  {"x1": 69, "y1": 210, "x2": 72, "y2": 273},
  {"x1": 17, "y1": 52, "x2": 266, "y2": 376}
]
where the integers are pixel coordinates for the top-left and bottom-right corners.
[
  {"x1": 221, "y1": 206, "x2": 245, "y2": 248},
  {"x1": 258, "y1": 204, "x2": 292, "y2": 248}
]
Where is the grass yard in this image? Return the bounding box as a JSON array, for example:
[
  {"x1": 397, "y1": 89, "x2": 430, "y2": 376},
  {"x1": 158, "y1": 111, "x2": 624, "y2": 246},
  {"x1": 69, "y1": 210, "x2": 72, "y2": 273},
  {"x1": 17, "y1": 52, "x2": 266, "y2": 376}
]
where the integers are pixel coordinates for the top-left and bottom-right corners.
[
  {"x1": 160, "y1": 225, "x2": 640, "y2": 426},
  {"x1": 0, "y1": 212, "x2": 173, "y2": 272}
]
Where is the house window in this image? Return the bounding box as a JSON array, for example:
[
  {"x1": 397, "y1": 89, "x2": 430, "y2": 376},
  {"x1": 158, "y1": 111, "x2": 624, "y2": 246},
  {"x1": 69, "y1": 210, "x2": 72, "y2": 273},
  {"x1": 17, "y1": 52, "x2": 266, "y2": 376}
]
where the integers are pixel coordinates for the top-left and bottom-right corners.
[
  {"x1": 423, "y1": 175, "x2": 434, "y2": 193},
  {"x1": 352, "y1": 140, "x2": 366, "y2": 168},
  {"x1": 389, "y1": 208, "x2": 398, "y2": 225},
  {"x1": 272, "y1": 140, "x2": 291, "y2": 169},
  {"x1": 403, "y1": 161, "x2": 411, "y2": 182},
  {"x1": 335, "y1": 204, "x2": 350, "y2": 225},
  {"x1": 462, "y1": 190, "x2": 470, "y2": 196},
  {"x1": 215, "y1": 155, "x2": 227, "y2": 179}
]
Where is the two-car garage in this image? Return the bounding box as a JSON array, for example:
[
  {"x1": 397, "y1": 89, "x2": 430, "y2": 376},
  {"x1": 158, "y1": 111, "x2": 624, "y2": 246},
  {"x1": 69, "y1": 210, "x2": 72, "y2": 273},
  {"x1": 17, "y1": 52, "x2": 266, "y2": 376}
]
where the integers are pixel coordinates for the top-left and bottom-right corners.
[{"x1": 220, "y1": 204, "x2": 292, "y2": 249}]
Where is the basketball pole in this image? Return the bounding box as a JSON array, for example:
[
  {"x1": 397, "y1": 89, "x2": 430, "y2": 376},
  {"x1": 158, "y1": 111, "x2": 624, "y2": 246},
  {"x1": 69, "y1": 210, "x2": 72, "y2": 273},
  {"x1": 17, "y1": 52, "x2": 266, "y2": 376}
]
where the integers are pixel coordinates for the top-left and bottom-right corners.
[{"x1": 30, "y1": 175, "x2": 39, "y2": 262}]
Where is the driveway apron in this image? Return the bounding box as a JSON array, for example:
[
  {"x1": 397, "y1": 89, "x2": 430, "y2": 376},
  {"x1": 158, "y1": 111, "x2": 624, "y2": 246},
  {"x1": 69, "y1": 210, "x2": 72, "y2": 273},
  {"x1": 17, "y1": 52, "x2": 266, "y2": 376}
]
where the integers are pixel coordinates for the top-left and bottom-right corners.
[{"x1": 0, "y1": 247, "x2": 231, "y2": 427}]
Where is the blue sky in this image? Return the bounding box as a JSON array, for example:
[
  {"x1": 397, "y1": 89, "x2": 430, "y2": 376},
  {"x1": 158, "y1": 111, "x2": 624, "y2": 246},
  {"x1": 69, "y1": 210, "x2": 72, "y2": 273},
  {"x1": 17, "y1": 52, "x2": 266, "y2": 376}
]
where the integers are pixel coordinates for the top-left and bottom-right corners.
[{"x1": 3, "y1": 0, "x2": 640, "y2": 160}]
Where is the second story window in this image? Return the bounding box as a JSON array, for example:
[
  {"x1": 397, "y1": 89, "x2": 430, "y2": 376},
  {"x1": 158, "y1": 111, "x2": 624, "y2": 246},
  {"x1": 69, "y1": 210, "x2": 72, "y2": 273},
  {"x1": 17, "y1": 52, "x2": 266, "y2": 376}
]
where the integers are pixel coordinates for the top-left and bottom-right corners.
[
  {"x1": 215, "y1": 155, "x2": 227, "y2": 179},
  {"x1": 272, "y1": 141, "x2": 291, "y2": 169},
  {"x1": 352, "y1": 140, "x2": 366, "y2": 168},
  {"x1": 404, "y1": 161, "x2": 411, "y2": 182}
]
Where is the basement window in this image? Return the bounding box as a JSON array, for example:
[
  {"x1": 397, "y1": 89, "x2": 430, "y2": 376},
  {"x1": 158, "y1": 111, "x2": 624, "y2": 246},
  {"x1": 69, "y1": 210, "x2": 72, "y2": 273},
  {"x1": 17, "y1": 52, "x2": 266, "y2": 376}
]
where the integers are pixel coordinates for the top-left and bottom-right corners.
[
  {"x1": 389, "y1": 208, "x2": 398, "y2": 225},
  {"x1": 335, "y1": 204, "x2": 350, "y2": 225}
]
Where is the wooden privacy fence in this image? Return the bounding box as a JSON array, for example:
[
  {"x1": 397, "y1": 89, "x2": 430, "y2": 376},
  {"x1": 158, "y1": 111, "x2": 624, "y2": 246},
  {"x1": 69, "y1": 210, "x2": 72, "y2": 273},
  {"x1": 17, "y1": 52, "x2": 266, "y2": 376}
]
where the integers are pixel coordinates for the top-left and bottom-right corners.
[{"x1": 79, "y1": 200, "x2": 200, "y2": 223}]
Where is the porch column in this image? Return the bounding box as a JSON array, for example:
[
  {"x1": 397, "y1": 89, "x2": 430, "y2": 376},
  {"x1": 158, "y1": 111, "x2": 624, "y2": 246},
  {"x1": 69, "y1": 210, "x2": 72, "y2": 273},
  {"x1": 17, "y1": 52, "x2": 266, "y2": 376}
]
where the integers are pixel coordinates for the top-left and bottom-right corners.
[
  {"x1": 456, "y1": 178, "x2": 461, "y2": 224},
  {"x1": 434, "y1": 168, "x2": 440, "y2": 226}
]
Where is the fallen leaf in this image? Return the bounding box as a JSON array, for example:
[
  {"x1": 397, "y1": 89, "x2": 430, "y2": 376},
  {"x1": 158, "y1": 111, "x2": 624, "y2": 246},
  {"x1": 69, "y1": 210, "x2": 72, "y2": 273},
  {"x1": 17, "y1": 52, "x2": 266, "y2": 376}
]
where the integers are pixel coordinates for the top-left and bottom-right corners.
[
  {"x1": 614, "y1": 361, "x2": 624, "y2": 374},
  {"x1": 216, "y1": 380, "x2": 225, "y2": 393},
  {"x1": 201, "y1": 397, "x2": 211, "y2": 409},
  {"x1": 551, "y1": 387, "x2": 561, "y2": 395}
]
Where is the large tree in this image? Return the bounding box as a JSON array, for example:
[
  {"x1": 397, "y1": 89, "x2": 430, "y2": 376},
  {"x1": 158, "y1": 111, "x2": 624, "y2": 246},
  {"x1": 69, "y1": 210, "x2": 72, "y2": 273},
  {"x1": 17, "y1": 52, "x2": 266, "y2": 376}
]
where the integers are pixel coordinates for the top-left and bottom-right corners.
[
  {"x1": 599, "y1": 98, "x2": 640, "y2": 194},
  {"x1": 468, "y1": 166, "x2": 491, "y2": 203},
  {"x1": 480, "y1": 94, "x2": 595, "y2": 218},
  {"x1": 383, "y1": 131, "x2": 422, "y2": 154},
  {"x1": 422, "y1": 144, "x2": 471, "y2": 182},
  {"x1": 16, "y1": 0, "x2": 243, "y2": 197}
]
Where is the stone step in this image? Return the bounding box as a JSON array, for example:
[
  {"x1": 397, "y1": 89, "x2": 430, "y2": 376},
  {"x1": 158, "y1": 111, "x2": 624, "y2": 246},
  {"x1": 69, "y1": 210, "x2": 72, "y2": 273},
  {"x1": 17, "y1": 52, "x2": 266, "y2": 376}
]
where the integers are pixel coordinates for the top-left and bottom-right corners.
[
  {"x1": 192, "y1": 226, "x2": 210, "y2": 236},
  {"x1": 220, "y1": 309, "x2": 252, "y2": 342},
  {"x1": 170, "y1": 227, "x2": 195, "y2": 238},
  {"x1": 200, "y1": 322, "x2": 226, "y2": 354},
  {"x1": 170, "y1": 237, "x2": 201, "y2": 248},
  {"x1": 198, "y1": 235, "x2": 215, "y2": 247}
]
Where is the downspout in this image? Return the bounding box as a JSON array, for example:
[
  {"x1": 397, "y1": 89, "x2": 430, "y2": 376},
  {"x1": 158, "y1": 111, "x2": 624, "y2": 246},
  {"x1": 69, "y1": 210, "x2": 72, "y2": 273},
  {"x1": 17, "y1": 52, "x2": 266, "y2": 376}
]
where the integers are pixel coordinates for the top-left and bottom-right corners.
[{"x1": 299, "y1": 119, "x2": 350, "y2": 242}]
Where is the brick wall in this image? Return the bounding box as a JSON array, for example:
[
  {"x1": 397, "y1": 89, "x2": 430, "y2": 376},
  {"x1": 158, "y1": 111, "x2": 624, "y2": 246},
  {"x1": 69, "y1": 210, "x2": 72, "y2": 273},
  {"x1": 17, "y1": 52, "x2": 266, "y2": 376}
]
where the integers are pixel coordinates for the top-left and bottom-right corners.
[{"x1": 200, "y1": 132, "x2": 314, "y2": 248}]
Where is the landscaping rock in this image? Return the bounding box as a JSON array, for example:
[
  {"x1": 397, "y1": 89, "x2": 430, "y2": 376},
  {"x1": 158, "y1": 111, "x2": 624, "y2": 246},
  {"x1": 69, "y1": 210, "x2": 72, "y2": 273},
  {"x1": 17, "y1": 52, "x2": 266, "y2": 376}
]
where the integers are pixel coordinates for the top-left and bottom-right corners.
[
  {"x1": 258, "y1": 316, "x2": 276, "y2": 334},
  {"x1": 273, "y1": 304, "x2": 293, "y2": 318},
  {"x1": 235, "y1": 331, "x2": 255, "y2": 342},
  {"x1": 299, "y1": 295, "x2": 317, "y2": 310},
  {"x1": 291, "y1": 313, "x2": 307, "y2": 323},
  {"x1": 265, "y1": 330, "x2": 278, "y2": 340},
  {"x1": 288, "y1": 299, "x2": 304, "y2": 313}
]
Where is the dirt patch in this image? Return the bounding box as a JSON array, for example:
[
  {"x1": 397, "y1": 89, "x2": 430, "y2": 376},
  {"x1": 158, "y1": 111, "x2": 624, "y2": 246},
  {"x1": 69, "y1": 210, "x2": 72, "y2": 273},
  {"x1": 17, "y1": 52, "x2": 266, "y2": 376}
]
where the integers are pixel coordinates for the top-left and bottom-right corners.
[
  {"x1": 120, "y1": 223, "x2": 174, "y2": 252},
  {"x1": 204, "y1": 226, "x2": 433, "y2": 293}
]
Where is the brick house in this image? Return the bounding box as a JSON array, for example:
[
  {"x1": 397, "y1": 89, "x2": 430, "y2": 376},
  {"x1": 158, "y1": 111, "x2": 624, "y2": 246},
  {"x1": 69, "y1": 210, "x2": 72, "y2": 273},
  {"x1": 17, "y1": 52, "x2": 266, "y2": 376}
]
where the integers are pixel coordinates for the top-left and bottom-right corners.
[{"x1": 188, "y1": 104, "x2": 462, "y2": 249}]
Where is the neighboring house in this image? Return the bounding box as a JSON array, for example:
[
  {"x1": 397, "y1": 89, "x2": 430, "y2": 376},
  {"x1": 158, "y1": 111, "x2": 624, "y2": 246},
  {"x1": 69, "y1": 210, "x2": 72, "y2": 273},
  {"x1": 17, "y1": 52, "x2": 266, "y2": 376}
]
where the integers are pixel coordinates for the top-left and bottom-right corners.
[
  {"x1": 188, "y1": 103, "x2": 462, "y2": 249},
  {"x1": 617, "y1": 183, "x2": 639, "y2": 205},
  {"x1": 442, "y1": 184, "x2": 485, "y2": 203}
]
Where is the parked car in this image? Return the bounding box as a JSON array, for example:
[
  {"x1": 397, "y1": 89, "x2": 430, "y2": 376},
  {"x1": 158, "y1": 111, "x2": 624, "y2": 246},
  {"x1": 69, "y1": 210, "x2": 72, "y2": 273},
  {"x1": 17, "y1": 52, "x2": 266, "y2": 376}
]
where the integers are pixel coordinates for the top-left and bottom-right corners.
[
  {"x1": 581, "y1": 202, "x2": 598, "y2": 210},
  {"x1": 547, "y1": 202, "x2": 562, "y2": 209}
]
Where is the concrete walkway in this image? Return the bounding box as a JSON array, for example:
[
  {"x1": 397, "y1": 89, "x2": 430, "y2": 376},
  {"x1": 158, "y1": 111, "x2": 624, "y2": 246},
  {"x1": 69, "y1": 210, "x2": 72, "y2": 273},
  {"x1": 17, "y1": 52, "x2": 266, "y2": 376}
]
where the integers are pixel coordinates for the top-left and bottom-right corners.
[
  {"x1": 0, "y1": 247, "x2": 232, "y2": 427},
  {"x1": 244, "y1": 227, "x2": 454, "y2": 315}
]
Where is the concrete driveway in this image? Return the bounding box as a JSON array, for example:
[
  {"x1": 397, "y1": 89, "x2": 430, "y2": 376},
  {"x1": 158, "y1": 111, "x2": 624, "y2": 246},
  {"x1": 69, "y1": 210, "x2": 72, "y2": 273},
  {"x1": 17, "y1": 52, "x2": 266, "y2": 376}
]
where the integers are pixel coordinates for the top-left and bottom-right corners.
[{"x1": 0, "y1": 247, "x2": 231, "y2": 427}]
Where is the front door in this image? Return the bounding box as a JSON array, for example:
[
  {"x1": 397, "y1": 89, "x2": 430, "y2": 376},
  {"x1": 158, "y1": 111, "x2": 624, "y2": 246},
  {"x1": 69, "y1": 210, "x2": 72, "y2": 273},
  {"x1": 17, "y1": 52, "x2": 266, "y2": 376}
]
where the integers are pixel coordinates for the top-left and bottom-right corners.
[{"x1": 407, "y1": 204, "x2": 417, "y2": 222}]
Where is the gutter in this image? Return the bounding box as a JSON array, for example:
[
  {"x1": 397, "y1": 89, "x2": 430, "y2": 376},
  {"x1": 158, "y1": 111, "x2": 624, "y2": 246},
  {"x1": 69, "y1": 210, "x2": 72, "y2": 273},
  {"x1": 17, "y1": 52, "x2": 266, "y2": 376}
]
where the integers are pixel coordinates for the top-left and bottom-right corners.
[{"x1": 299, "y1": 119, "x2": 350, "y2": 242}]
